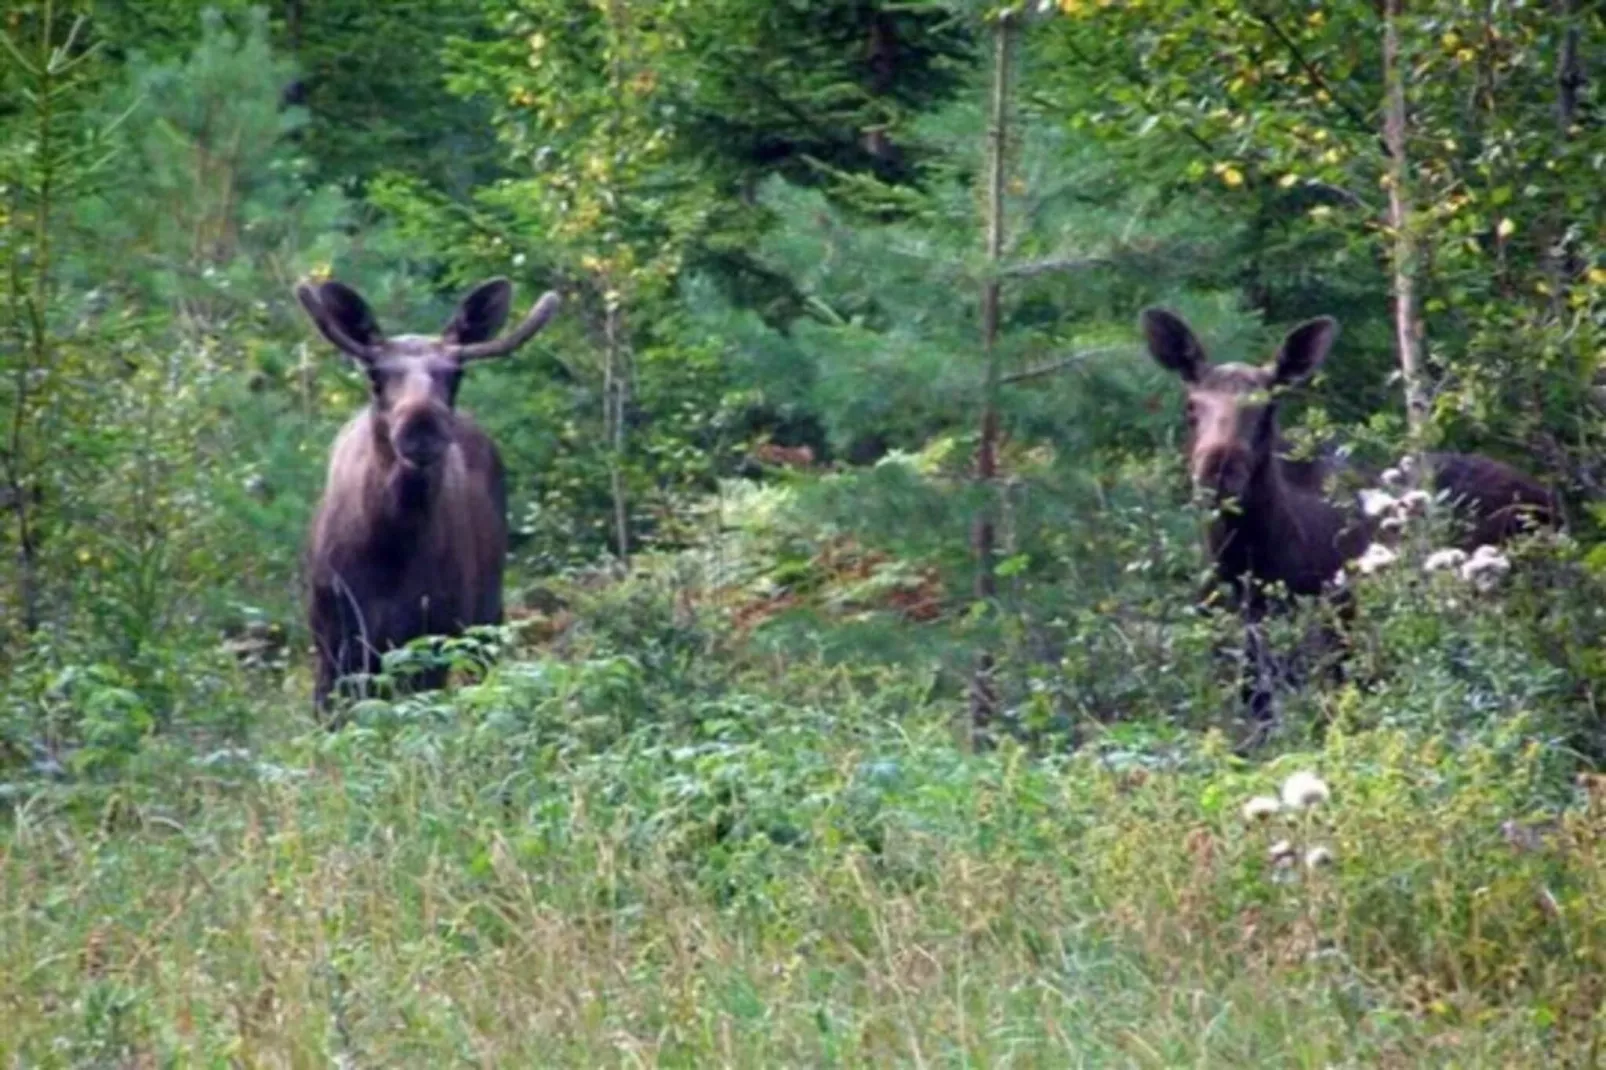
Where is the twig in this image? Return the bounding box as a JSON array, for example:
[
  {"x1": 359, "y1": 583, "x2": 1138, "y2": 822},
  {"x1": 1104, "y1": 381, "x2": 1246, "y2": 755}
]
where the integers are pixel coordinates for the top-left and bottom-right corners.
[
  {"x1": 1000, "y1": 255, "x2": 1111, "y2": 280},
  {"x1": 1247, "y1": 3, "x2": 1383, "y2": 151},
  {"x1": 999, "y1": 346, "x2": 1118, "y2": 385}
]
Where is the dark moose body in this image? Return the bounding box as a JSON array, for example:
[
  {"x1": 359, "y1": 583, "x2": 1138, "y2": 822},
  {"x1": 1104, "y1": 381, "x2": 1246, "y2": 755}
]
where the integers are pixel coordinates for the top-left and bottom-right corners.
[{"x1": 298, "y1": 276, "x2": 560, "y2": 716}]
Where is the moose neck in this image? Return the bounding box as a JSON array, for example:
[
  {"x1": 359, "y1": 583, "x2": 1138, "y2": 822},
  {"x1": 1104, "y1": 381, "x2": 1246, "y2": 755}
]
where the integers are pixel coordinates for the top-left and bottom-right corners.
[
  {"x1": 386, "y1": 461, "x2": 439, "y2": 521},
  {"x1": 1208, "y1": 449, "x2": 1296, "y2": 579}
]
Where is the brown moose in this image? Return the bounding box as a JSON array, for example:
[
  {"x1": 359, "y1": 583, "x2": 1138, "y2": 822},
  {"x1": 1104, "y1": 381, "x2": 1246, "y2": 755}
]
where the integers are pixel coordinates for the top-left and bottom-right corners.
[
  {"x1": 296, "y1": 277, "x2": 560, "y2": 716},
  {"x1": 1140, "y1": 307, "x2": 1557, "y2": 726}
]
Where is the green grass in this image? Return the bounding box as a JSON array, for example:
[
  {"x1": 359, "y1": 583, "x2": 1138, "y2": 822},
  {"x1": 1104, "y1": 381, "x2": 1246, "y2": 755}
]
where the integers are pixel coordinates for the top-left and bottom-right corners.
[
  {"x1": 6, "y1": 485, "x2": 1606, "y2": 1066},
  {"x1": 4, "y1": 647, "x2": 1604, "y2": 1066}
]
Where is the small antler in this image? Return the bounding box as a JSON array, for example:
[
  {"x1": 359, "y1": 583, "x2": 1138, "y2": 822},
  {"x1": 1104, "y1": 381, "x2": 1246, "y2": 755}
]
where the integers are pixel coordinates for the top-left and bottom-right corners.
[
  {"x1": 295, "y1": 281, "x2": 381, "y2": 364},
  {"x1": 451, "y1": 290, "x2": 561, "y2": 362}
]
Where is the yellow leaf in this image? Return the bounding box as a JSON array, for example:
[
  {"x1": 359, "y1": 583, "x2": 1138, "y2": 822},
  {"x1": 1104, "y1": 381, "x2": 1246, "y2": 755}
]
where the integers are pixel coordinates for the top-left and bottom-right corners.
[
  {"x1": 1586, "y1": 267, "x2": 1606, "y2": 286},
  {"x1": 1213, "y1": 162, "x2": 1245, "y2": 188},
  {"x1": 1278, "y1": 173, "x2": 1299, "y2": 189},
  {"x1": 1497, "y1": 217, "x2": 1516, "y2": 239}
]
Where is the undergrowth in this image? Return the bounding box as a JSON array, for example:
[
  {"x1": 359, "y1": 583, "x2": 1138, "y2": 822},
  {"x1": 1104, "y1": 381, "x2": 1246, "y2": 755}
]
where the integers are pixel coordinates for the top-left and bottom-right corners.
[{"x1": 6, "y1": 472, "x2": 1606, "y2": 1065}]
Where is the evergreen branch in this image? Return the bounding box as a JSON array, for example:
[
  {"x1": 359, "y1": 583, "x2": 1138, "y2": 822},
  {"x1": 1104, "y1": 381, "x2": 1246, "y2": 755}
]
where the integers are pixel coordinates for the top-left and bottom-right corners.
[
  {"x1": 1000, "y1": 346, "x2": 1118, "y2": 386},
  {"x1": 1000, "y1": 255, "x2": 1111, "y2": 280},
  {"x1": 1053, "y1": 35, "x2": 1217, "y2": 157}
]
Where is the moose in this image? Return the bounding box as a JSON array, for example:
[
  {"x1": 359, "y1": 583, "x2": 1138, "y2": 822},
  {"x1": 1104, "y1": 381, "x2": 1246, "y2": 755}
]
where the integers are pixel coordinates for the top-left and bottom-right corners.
[
  {"x1": 1140, "y1": 307, "x2": 1557, "y2": 727},
  {"x1": 296, "y1": 276, "x2": 560, "y2": 716}
]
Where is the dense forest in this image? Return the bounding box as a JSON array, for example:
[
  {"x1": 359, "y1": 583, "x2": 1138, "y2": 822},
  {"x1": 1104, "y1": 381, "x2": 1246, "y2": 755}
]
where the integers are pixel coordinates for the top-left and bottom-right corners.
[{"x1": 3, "y1": 0, "x2": 1605, "y2": 1062}]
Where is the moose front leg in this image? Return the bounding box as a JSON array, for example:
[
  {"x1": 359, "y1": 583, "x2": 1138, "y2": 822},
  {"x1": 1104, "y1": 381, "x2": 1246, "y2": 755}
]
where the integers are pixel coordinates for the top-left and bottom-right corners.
[{"x1": 310, "y1": 579, "x2": 381, "y2": 726}]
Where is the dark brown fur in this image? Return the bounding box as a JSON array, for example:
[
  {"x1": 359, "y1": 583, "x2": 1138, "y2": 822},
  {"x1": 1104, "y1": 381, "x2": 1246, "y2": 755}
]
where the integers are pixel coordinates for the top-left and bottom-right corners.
[
  {"x1": 297, "y1": 277, "x2": 559, "y2": 717},
  {"x1": 1419, "y1": 451, "x2": 1559, "y2": 550}
]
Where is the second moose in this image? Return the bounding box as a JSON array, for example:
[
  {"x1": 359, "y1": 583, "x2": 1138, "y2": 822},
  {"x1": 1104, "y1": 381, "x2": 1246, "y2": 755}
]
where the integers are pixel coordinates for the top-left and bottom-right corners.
[{"x1": 1141, "y1": 307, "x2": 1557, "y2": 724}]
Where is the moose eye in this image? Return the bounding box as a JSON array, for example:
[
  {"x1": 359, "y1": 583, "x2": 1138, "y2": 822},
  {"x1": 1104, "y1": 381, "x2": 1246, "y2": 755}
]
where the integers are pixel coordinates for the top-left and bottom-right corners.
[{"x1": 432, "y1": 366, "x2": 464, "y2": 394}]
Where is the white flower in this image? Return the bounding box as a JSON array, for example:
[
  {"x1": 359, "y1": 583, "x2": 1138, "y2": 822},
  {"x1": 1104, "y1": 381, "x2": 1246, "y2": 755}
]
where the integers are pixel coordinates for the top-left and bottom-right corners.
[
  {"x1": 1354, "y1": 542, "x2": 1397, "y2": 574},
  {"x1": 1459, "y1": 544, "x2": 1511, "y2": 591},
  {"x1": 1330, "y1": 567, "x2": 1348, "y2": 590},
  {"x1": 1379, "y1": 466, "x2": 1405, "y2": 488},
  {"x1": 1359, "y1": 488, "x2": 1398, "y2": 517},
  {"x1": 1304, "y1": 845, "x2": 1335, "y2": 869},
  {"x1": 1242, "y1": 796, "x2": 1281, "y2": 822},
  {"x1": 1423, "y1": 548, "x2": 1468, "y2": 573},
  {"x1": 1268, "y1": 839, "x2": 1296, "y2": 862},
  {"x1": 1280, "y1": 770, "x2": 1330, "y2": 809},
  {"x1": 1397, "y1": 489, "x2": 1431, "y2": 516}
]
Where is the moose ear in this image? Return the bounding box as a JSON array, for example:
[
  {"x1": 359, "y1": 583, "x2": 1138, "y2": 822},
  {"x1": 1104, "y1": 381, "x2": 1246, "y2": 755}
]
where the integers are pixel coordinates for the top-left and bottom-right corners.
[
  {"x1": 295, "y1": 279, "x2": 383, "y2": 361},
  {"x1": 1271, "y1": 316, "x2": 1338, "y2": 388},
  {"x1": 441, "y1": 278, "x2": 513, "y2": 346},
  {"x1": 1140, "y1": 307, "x2": 1207, "y2": 383}
]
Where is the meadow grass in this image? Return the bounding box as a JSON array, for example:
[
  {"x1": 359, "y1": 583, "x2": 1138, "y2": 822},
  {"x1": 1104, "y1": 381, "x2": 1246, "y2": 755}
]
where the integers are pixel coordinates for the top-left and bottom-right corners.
[{"x1": 4, "y1": 642, "x2": 1602, "y2": 1067}]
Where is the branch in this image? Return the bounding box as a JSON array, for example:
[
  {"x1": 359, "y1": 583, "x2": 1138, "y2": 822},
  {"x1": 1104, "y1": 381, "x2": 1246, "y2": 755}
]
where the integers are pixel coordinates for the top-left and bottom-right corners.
[
  {"x1": 1000, "y1": 347, "x2": 1119, "y2": 386},
  {"x1": 1051, "y1": 35, "x2": 1218, "y2": 156},
  {"x1": 1247, "y1": 2, "x2": 1384, "y2": 152},
  {"x1": 1000, "y1": 255, "x2": 1112, "y2": 280}
]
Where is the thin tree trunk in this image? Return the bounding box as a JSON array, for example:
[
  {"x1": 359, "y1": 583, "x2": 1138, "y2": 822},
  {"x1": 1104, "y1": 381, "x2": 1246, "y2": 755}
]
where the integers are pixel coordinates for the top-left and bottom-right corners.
[
  {"x1": 1556, "y1": 0, "x2": 1582, "y2": 134},
  {"x1": 604, "y1": 298, "x2": 630, "y2": 567},
  {"x1": 602, "y1": 0, "x2": 631, "y2": 570},
  {"x1": 1382, "y1": 0, "x2": 1429, "y2": 467},
  {"x1": 1550, "y1": 0, "x2": 1584, "y2": 317},
  {"x1": 970, "y1": 10, "x2": 1013, "y2": 749},
  {"x1": 4, "y1": 3, "x2": 64, "y2": 638}
]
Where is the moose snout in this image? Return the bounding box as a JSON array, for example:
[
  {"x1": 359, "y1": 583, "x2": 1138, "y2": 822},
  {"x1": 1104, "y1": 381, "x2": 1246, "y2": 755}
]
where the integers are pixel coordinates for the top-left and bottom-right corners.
[
  {"x1": 393, "y1": 411, "x2": 450, "y2": 468},
  {"x1": 1192, "y1": 447, "x2": 1251, "y2": 502}
]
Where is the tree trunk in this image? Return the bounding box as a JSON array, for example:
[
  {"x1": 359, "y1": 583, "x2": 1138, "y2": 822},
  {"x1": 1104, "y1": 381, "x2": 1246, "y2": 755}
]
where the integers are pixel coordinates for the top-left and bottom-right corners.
[
  {"x1": 1551, "y1": 0, "x2": 1584, "y2": 318},
  {"x1": 1381, "y1": 0, "x2": 1430, "y2": 466},
  {"x1": 604, "y1": 297, "x2": 630, "y2": 568},
  {"x1": 970, "y1": 10, "x2": 1013, "y2": 749}
]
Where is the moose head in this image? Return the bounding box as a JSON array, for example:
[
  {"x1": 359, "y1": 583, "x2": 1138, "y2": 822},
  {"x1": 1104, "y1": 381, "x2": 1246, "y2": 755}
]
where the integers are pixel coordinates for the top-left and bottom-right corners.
[
  {"x1": 294, "y1": 278, "x2": 560, "y2": 471},
  {"x1": 1141, "y1": 308, "x2": 1338, "y2": 505}
]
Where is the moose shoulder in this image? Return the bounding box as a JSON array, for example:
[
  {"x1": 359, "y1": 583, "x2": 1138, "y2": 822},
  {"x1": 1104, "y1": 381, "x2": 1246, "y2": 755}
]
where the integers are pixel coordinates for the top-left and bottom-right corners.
[{"x1": 297, "y1": 277, "x2": 560, "y2": 717}]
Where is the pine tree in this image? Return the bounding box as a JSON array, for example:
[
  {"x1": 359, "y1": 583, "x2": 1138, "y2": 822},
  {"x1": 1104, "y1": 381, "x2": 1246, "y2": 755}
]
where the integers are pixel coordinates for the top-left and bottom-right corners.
[{"x1": 680, "y1": 9, "x2": 1280, "y2": 726}]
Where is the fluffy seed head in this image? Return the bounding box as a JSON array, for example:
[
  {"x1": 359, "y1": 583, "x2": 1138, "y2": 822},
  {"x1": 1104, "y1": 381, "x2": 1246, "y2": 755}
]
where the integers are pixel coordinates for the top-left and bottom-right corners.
[
  {"x1": 1280, "y1": 770, "x2": 1331, "y2": 809},
  {"x1": 1243, "y1": 796, "x2": 1281, "y2": 822},
  {"x1": 1355, "y1": 542, "x2": 1397, "y2": 575},
  {"x1": 1423, "y1": 548, "x2": 1469, "y2": 573}
]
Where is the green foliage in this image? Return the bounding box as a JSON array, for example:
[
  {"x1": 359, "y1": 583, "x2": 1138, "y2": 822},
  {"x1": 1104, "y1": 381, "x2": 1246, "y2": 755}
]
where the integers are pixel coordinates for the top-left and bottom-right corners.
[
  {"x1": 1037, "y1": 0, "x2": 1605, "y2": 481},
  {"x1": 2, "y1": 6, "x2": 1606, "y2": 1059}
]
